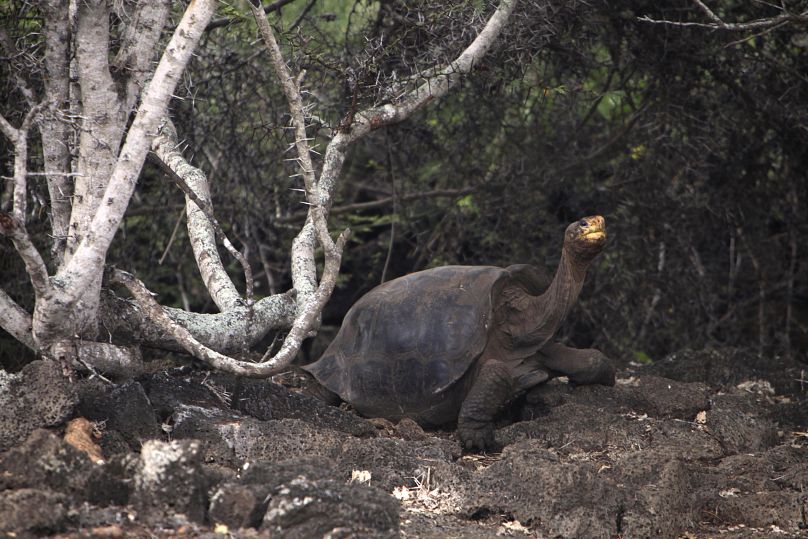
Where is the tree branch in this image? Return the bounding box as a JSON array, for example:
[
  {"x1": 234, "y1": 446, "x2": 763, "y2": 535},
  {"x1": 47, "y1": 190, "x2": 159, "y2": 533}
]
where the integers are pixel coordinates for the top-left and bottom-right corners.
[
  {"x1": 98, "y1": 288, "x2": 297, "y2": 355},
  {"x1": 39, "y1": 0, "x2": 74, "y2": 262},
  {"x1": 289, "y1": 0, "x2": 317, "y2": 31},
  {"x1": 259, "y1": 222, "x2": 350, "y2": 368},
  {"x1": 345, "y1": 0, "x2": 517, "y2": 139},
  {"x1": 206, "y1": 0, "x2": 299, "y2": 32},
  {"x1": 317, "y1": 0, "x2": 516, "y2": 207},
  {"x1": 111, "y1": 269, "x2": 289, "y2": 377},
  {"x1": 48, "y1": 0, "x2": 218, "y2": 312},
  {"x1": 112, "y1": 0, "x2": 173, "y2": 110},
  {"x1": 638, "y1": 2, "x2": 808, "y2": 31},
  {"x1": 250, "y1": 3, "x2": 330, "y2": 244},
  {"x1": 0, "y1": 107, "x2": 52, "y2": 300},
  {"x1": 0, "y1": 105, "x2": 43, "y2": 220},
  {"x1": 150, "y1": 120, "x2": 251, "y2": 312},
  {"x1": 0, "y1": 287, "x2": 36, "y2": 351},
  {"x1": 277, "y1": 187, "x2": 476, "y2": 223},
  {"x1": 68, "y1": 0, "x2": 126, "y2": 264},
  {"x1": 0, "y1": 213, "x2": 51, "y2": 300},
  {"x1": 109, "y1": 226, "x2": 347, "y2": 375},
  {"x1": 251, "y1": 3, "x2": 352, "y2": 368},
  {"x1": 287, "y1": 0, "x2": 516, "y2": 311}
]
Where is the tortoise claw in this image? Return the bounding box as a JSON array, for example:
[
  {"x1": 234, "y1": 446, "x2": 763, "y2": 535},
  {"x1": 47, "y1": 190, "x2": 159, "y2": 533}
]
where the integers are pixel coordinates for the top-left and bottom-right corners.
[{"x1": 458, "y1": 418, "x2": 497, "y2": 452}]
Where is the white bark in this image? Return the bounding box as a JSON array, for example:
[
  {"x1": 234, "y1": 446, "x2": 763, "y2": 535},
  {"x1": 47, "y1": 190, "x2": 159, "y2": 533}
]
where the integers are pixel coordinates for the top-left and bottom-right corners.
[
  {"x1": 259, "y1": 213, "x2": 349, "y2": 370},
  {"x1": 150, "y1": 120, "x2": 245, "y2": 312},
  {"x1": 251, "y1": 4, "x2": 352, "y2": 369},
  {"x1": 73, "y1": 341, "x2": 144, "y2": 380},
  {"x1": 0, "y1": 108, "x2": 52, "y2": 300},
  {"x1": 111, "y1": 270, "x2": 275, "y2": 376},
  {"x1": 113, "y1": 0, "x2": 173, "y2": 111},
  {"x1": 251, "y1": 6, "x2": 318, "y2": 201},
  {"x1": 61, "y1": 0, "x2": 172, "y2": 332},
  {"x1": 33, "y1": 0, "x2": 219, "y2": 348},
  {"x1": 39, "y1": 0, "x2": 73, "y2": 261},
  {"x1": 638, "y1": 1, "x2": 808, "y2": 31},
  {"x1": 73, "y1": 0, "x2": 361, "y2": 372},
  {"x1": 111, "y1": 241, "x2": 347, "y2": 375},
  {"x1": 100, "y1": 287, "x2": 297, "y2": 355},
  {"x1": 0, "y1": 108, "x2": 38, "y2": 221},
  {"x1": 0, "y1": 288, "x2": 36, "y2": 352},
  {"x1": 0, "y1": 99, "x2": 61, "y2": 353},
  {"x1": 148, "y1": 119, "x2": 308, "y2": 355},
  {"x1": 60, "y1": 0, "x2": 128, "y2": 337},
  {"x1": 67, "y1": 0, "x2": 127, "y2": 265}
]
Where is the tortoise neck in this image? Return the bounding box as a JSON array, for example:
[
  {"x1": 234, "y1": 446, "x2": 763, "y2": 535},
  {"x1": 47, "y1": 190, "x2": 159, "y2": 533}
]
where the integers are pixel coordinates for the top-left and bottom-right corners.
[{"x1": 518, "y1": 248, "x2": 587, "y2": 347}]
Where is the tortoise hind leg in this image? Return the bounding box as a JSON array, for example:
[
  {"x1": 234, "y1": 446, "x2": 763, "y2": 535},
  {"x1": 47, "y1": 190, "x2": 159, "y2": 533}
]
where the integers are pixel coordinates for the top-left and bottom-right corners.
[
  {"x1": 458, "y1": 358, "x2": 514, "y2": 451},
  {"x1": 539, "y1": 342, "x2": 615, "y2": 386}
]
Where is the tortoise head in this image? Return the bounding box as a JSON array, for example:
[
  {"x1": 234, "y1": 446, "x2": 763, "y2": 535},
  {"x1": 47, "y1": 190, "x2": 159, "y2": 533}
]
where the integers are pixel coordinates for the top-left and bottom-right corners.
[{"x1": 563, "y1": 215, "x2": 607, "y2": 265}]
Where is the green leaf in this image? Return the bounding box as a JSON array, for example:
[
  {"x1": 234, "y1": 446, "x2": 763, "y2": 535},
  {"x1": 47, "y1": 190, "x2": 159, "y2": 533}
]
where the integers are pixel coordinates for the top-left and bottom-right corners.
[{"x1": 456, "y1": 194, "x2": 477, "y2": 212}]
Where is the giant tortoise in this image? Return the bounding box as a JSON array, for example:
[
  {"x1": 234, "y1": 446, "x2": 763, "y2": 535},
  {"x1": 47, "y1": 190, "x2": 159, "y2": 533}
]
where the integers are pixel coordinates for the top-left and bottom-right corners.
[{"x1": 303, "y1": 216, "x2": 615, "y2": 449}]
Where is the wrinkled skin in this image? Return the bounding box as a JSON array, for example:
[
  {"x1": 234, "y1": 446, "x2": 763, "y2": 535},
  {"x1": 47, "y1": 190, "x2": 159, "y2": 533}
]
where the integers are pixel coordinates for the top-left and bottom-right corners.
[{"x1": 304, "y1": 216, "x2": 615, "y2": 450}]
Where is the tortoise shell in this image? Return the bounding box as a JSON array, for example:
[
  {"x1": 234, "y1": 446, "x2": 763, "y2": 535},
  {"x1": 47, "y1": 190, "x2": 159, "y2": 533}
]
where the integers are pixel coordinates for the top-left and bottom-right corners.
[{"x1": 303, "y1": 264, "x2": 549, "y2": 425}]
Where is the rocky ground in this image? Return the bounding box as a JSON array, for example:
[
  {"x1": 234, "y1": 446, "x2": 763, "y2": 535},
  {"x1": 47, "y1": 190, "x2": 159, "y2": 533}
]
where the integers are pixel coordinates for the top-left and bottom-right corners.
[{"x1": 1, "y1": 347, "x2": 806, "y2": 538}]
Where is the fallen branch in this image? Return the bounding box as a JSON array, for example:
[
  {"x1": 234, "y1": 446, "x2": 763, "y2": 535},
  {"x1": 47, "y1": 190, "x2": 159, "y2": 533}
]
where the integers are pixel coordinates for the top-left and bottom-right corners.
[
  {"x1": 46, "y1": 339, "x2": 144, "y2": 381},
  {"x1": 98, "y1": 288, "x2": 297, "y2": 354},
  {"x1": 111, "y1": 269, "x2": 308, "y2": 376}
]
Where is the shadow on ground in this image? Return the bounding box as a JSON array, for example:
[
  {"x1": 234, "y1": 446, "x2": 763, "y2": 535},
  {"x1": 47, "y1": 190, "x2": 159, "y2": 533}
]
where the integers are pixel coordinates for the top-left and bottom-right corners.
[{"x1": 1, "y1": 347, "x2": 806, "y2": 538}]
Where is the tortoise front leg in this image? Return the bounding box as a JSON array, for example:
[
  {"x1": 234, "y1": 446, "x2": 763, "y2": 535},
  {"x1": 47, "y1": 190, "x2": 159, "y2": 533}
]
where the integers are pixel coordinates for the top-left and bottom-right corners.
[
  {"x1": 458, "y1": 358, "x2": 514, "y2": 451},
  {"x1": 539, "y1": 342, "x2": 616, "y2": 386}
]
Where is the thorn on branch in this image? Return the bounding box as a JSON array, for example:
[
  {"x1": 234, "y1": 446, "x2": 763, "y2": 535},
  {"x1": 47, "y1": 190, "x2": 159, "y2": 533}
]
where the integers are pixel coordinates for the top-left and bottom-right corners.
[
  {"x1": 147, "y1": 139, "x2": 254, "y2": 309},
  {"x1": 638, "y1": 2, "x2": 808, "y2": 32}
]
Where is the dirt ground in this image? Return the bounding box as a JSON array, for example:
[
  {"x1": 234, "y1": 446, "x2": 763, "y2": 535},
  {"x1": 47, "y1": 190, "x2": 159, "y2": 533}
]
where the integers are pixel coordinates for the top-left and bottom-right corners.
[{"x1": 1, "y1": 347, "x2": 806, "y2": 538}]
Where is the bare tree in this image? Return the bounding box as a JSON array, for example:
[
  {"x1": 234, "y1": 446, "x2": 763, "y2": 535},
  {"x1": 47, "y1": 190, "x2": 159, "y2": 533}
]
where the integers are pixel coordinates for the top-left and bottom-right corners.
[{"x1": 0, "y1": 0, "x2": 516, "y2": 377}]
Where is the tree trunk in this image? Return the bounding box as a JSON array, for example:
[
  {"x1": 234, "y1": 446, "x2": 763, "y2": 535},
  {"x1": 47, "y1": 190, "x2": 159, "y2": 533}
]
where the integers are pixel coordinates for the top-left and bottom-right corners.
[{"x1": 31, "y1": 0, "x2": 219, "y2": 358}]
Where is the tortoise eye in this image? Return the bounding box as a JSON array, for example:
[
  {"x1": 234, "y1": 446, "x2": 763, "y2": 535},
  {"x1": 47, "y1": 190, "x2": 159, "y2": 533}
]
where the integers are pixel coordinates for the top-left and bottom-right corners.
[{"x1": 579, "y1": 219, "x2": 588, "y2": 227}]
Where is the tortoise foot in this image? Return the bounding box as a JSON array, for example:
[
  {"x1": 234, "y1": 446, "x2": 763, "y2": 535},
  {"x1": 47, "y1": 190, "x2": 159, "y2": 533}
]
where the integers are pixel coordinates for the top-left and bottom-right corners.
[{"x1": 458, "y1": 417, "x2": 497, "y2": 452}]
